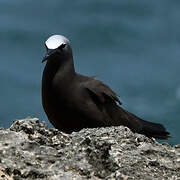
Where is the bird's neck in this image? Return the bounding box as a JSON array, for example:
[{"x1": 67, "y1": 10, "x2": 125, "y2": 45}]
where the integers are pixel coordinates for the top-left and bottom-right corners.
[
  {"x1": 55, "y1": 57, "x2": 76, "y2": 83},
  {"x1": 42, "y1": 56, "x2": 75, "y2": 90}
]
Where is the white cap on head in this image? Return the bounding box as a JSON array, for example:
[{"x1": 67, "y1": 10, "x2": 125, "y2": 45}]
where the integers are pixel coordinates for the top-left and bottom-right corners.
[{"x1": 45, "y1": 35, "x2": 70, "y2": 50}]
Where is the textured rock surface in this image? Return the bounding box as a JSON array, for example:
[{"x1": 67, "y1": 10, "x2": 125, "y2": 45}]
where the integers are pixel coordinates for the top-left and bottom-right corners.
[{"x1": 0, "y1": 118, "x2": 179, "y2": 180}]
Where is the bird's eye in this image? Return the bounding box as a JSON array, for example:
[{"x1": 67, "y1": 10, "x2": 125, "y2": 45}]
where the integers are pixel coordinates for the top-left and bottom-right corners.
[{"x1": 59, "y1": 43, "x2": 66, "y2": 49}]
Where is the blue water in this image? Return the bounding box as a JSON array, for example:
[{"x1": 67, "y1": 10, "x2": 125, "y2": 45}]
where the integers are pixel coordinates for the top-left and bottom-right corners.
[{"x1": 0, "y1": 0, "x2": 179, "y2": 145}]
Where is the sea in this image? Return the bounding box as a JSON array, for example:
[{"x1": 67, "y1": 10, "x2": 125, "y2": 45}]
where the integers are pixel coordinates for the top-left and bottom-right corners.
[{"x1": 0, "y1": 0, "x2": 179, "y2": 145}]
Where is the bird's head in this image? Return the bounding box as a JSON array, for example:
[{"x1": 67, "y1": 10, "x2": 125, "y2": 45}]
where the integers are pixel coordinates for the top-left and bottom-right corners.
[{"x1": 42, "y1": 35, "x2": 72, "y2": 63}]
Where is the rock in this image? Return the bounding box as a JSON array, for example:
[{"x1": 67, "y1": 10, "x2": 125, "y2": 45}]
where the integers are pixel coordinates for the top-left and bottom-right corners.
[{"x1": 0, "y1": 117, "x2": 179, "y2": 180}]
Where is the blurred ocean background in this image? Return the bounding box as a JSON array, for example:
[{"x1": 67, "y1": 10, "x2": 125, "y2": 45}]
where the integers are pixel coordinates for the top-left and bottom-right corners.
[{"x1": 0, "y1": 0, "x2": 179, "y2": 145}]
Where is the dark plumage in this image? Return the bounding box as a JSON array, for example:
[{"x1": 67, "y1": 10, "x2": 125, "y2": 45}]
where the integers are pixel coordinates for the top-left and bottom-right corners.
[{"x1": 42, "y1": 35, "x2": 170, "y2": 139}]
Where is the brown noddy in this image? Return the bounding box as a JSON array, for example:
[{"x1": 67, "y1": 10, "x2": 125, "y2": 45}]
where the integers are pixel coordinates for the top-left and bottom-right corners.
[{"x1": 42, "y1": 35, "x2": 170, "y2": 139}]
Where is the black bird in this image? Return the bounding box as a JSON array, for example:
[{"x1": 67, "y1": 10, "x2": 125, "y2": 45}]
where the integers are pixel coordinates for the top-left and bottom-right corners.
[{"x1": 42, "y1": 35, "x2": 170, "y2": 139}]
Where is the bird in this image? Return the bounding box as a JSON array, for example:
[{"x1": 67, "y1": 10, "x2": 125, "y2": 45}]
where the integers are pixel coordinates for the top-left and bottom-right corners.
[{"x1": 41, "y1": 34, "x2": 170, "y2": 139}]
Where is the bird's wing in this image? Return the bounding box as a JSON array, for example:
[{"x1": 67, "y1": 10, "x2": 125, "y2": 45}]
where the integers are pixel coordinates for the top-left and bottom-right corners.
[{"x1": 84, "y1": 79, "x2": 122, "y2": 105}]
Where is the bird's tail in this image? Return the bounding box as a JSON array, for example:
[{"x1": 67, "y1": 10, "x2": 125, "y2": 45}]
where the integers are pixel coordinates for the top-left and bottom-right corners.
[
  {"x1": 138, "y1": 119, "x2": 170, "y2": 139},
  {"x1": 104, "y1": 103, "x2": 170, "y2": 139}
]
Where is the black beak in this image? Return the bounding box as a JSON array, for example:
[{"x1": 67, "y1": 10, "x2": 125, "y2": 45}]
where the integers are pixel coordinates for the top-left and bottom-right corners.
[{"x1": 42, "y1": 49, "x2": 57, "y2": 63}]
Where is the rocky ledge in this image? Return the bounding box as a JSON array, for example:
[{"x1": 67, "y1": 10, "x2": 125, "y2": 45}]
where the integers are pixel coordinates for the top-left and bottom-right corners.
[{"x1": 0, "y1": 118, "x2": 179, "y2": 180}]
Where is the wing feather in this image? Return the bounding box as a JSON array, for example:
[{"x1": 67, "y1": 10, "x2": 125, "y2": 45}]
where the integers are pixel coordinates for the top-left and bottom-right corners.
[{"x1": 84, "y1": 79, "x2": 122, "y2": 105}]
